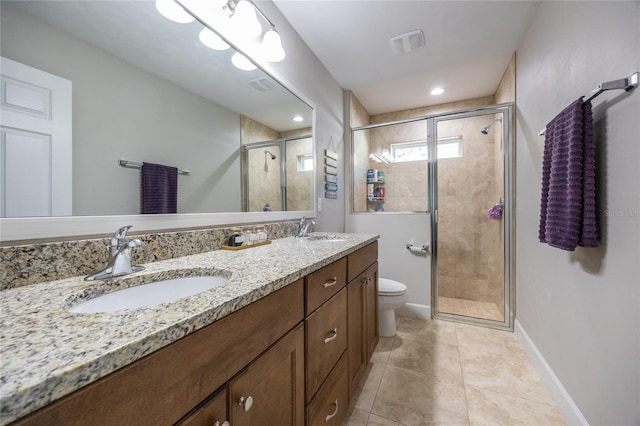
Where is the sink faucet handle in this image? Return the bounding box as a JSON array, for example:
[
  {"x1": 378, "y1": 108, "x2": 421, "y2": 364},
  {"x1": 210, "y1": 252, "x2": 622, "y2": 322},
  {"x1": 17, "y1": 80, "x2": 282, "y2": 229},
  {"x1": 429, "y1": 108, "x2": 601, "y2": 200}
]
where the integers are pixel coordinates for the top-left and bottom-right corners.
[{"x1": 111, "y1": 225, "x2": 133, "y2": 246}]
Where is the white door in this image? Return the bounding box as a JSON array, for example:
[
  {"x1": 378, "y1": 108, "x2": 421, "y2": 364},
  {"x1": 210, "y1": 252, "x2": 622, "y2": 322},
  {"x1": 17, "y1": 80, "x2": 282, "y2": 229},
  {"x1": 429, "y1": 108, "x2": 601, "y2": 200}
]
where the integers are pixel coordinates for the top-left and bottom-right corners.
[{"x1": 0, "y1": 56, "x2": 72, "y2": 217}]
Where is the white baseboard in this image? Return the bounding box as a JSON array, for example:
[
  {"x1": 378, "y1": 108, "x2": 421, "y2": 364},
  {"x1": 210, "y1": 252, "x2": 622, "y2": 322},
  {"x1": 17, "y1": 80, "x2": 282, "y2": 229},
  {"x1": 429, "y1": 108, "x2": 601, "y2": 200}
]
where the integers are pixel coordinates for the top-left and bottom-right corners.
[
  {"x1": 396, "y1": 303, "x2": 430, "y2": 320},
  {"x1": 514, "y1": 320, "x2": 589, "y2": 426}
]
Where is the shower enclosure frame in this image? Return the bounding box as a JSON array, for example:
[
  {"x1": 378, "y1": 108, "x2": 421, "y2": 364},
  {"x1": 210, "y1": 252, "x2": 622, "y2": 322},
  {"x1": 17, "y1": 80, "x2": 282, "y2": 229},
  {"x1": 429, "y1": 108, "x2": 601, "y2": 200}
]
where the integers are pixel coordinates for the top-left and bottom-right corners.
[
  {"x1": 242, "y1": 134, "x2": 312, "y2": 212},
  {"x1": 429, "y1": 103, "x2": 515, "y2": 331},
  {"x1": 242, "y1": 139, "x2": 287, "y2": 212},
  {"x1": 349, "y1": 103, "x2": 515, "y2": 330}
]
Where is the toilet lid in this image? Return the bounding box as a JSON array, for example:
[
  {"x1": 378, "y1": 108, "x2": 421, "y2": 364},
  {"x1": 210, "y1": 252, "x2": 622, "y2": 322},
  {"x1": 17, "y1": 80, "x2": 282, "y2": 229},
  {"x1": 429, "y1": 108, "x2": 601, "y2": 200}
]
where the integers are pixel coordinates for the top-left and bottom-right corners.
[{"x1": 378, "y1": 278, "x2": 407, "y2": 296}]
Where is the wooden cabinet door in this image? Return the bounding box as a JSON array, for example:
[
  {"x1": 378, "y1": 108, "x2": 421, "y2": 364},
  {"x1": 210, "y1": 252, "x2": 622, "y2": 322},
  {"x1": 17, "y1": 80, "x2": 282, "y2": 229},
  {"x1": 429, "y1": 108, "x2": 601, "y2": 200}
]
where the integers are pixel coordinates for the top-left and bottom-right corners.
[
  {"x1": 347, "y1": 270, "x2": 367, "y2": 398},
  {"x1": 176, "y1": 388, "x2": 228, "y2": 426},
  {"x1": 365, "y1": 262, "x2": 379, "y2": 360},
  {"x1": 347, "y1": 262, "x2": 379, "y2": 398},
  {"x1": 229, "y1": 325, "x2": 304, "y2": 426}
]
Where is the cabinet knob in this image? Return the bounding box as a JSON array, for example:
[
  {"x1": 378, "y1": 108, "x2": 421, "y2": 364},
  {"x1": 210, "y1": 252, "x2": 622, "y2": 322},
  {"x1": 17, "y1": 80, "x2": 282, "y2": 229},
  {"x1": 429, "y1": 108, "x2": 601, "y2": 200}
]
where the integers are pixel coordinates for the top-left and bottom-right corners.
[
  {"x1": 213, "y1": 422, "x2": 230, "y2": 426},
  {"x1": 323, "y1": 328, "x2": 338, "y2": 344},
  {"x1": 323, "y1": 277, "x2": 338, "y2": 288},
  {"x1": 238, "y1": 395, "x2": 253, "y2": 412},
  {"x1": 324, "y1": 398, "x2": 339, "y2": 422}
]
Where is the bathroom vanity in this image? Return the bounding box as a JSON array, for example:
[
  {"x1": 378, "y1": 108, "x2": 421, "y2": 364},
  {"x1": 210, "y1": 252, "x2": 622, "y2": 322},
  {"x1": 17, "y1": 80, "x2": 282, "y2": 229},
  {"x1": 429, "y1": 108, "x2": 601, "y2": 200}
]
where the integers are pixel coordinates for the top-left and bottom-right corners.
[{"x1": 0, "y1": 233, "x2": 378, "y2": 426}]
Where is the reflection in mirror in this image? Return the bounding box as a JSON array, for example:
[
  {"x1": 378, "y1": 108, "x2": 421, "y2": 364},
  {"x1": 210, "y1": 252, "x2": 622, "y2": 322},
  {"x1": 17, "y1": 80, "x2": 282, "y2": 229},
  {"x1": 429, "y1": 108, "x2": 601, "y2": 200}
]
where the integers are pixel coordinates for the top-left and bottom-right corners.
[
  {"x1": 0, "y1": 0, "x2": 313, "y2": 218},
  {"x1": 243, "y1": 134, "x2": 313, "y2": 212}
]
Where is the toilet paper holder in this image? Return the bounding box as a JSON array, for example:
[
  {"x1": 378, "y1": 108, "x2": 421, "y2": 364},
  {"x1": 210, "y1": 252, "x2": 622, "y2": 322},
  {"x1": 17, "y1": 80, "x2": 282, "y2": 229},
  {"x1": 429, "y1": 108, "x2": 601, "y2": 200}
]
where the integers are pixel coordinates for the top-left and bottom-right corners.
[{"x1": 406, "y1": 243, "x2": 430, "y2": 254}]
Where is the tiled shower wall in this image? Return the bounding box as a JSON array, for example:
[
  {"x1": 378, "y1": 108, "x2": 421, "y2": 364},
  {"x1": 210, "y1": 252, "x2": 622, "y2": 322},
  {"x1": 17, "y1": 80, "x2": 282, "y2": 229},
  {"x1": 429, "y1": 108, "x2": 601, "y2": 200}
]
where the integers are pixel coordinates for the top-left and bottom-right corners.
[{"x1": 436, "y1": 115, "x2": 504, "y2": 307}]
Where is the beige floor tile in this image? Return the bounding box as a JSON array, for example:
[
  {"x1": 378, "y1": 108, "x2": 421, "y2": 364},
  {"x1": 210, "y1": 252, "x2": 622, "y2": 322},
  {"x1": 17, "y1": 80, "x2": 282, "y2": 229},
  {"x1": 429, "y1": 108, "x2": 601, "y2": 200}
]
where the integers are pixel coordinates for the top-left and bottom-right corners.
[
  {"x1": 396, "y1": 316, "x2": 458, "y2": 345},
  {"x1": 342, "y1": 406, "x2": 371, "y2": 426},
  {"x1": 351, "y1": 357, "x2": 387, "y2": 412},
  {"x1": 373, "y1": 336, "x2": 395, "y2": 363},
  {"x1": 372, "y1": 364, "x2": 469, "y2": 426},
  {"x1": 367, "y1": 413, "x2": 401, "y2": 425},
  {"x1": 455, "y1": 323, "x2": 526, "y2": 357},
  {"x1": 465, "y1": 385, "x2": 566, "y2": 426},
  {"x1": 459, "y1": 346, "x2": 554, "y2": 405},
  {"x1": 388, "y1": 335, "x2": 463, "y2": 382}
]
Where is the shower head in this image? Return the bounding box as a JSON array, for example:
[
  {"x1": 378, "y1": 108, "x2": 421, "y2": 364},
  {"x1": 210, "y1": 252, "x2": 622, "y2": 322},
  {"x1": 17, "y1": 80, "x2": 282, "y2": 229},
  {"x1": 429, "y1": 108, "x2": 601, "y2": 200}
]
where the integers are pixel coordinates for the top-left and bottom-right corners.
[
  {"x1": 481, "y1": 118, "x2": 502, "y2": 135},
  {"x1": 264, "y1": 150, "x2": 276, "y2": 160}
]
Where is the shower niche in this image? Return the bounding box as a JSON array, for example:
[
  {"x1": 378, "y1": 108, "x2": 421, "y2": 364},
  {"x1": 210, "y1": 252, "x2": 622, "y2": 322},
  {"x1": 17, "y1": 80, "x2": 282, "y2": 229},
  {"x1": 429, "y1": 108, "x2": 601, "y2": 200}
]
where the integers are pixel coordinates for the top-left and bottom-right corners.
[{"x1": 242, "y1": 136, "x2": 314, "y2": 212}]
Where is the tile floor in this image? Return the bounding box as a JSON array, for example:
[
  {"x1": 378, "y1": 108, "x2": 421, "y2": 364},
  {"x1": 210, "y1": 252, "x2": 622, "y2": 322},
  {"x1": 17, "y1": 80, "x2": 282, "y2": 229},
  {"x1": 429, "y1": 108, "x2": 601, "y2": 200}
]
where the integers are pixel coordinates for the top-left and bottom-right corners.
[
  {"x1": 342, "y1": 316, "x2": 566, "y2": 426},
  {"x1": 438, "y1": 297, "x2": 504, "y2": 322}
]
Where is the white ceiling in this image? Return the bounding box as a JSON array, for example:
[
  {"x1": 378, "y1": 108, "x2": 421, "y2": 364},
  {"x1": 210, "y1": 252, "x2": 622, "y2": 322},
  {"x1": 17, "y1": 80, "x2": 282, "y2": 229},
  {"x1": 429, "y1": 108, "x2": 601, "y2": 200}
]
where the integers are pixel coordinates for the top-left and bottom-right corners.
[{"x1": 273, "y1": 0, "x2": 539, "y2": 115}]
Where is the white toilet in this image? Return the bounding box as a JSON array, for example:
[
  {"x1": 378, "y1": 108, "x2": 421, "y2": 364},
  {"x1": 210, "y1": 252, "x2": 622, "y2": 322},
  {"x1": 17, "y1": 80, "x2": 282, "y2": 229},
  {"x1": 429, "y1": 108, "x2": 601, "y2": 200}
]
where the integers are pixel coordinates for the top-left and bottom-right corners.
[{"x1": 378, "y1": 278, "x2": 408, "y2": 337}]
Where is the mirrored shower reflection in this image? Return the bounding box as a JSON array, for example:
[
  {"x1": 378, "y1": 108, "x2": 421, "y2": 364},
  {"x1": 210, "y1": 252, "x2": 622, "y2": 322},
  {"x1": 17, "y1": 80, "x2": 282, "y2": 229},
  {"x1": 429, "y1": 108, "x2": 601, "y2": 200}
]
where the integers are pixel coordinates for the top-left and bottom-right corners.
[
  {"x1": 243, "y1": 136, "x2": 313, "y2": 212},
  {"x1": 435, "y1": 112, "x2": 506, "y2": 322}
]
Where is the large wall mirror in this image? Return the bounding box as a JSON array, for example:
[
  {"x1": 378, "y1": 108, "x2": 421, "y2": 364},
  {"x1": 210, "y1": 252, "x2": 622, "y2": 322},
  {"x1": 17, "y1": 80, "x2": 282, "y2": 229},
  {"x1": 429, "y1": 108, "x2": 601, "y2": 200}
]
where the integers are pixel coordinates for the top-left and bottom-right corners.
[{"x1": 0, "y1": 0, "x2": 314, "y2": 240}]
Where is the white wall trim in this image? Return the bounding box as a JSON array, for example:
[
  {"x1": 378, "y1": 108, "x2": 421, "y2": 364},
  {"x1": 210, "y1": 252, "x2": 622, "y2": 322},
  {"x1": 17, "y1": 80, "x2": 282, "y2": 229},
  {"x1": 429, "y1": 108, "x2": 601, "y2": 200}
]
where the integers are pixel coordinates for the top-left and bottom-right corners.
[
  {"x1": 514, "y1": 320, "x2": 589, "y2": 426},
  {"x1": 397, "y1": 303, "x2": 430, "y2": 320}
]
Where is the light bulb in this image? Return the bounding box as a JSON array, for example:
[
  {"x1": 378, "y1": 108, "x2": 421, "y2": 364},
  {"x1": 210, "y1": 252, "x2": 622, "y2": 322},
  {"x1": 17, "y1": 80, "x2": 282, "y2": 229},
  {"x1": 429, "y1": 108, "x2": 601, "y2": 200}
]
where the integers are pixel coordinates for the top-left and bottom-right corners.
[
  {"x1": 293, "y1": 115, "x2": 303, "y2": 122},
  {"x1": 232, "y1": 0, "x2": 262, "y2": 40},
  {"x1": 231, "y1": 52, "x2": 257, "y2": 71},
  {"x1": 262, "y1": 28, "x2": 285, "y2": 62},
  {"x1": 430, "y1": 87, "x2": 445, "y2": 95},
  {"x1": 155, "y1": 0, "x2": 195, "y2": 23},
  {"x1": 199, "y1": 28, "x2": 230, "y2": 50}
]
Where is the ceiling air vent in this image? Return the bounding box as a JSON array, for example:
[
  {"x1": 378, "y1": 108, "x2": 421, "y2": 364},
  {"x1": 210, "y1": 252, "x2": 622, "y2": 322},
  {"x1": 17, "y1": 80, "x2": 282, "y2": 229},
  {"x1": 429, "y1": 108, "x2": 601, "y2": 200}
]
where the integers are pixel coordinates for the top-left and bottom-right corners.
[
  {"x1": 248, "y1": 76, "x2": 278, "y2": 91},
  {"x1": 389, "y1": 30, "x2": 425, "y2": 55}
]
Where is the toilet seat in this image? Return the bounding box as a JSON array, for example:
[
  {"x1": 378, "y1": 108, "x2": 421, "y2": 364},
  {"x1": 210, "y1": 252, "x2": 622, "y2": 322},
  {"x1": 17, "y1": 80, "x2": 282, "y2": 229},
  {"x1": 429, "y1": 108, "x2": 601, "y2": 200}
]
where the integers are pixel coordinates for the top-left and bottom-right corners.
[{"x1": 378, "y1": 278, "x2": 407, "y2": 296}]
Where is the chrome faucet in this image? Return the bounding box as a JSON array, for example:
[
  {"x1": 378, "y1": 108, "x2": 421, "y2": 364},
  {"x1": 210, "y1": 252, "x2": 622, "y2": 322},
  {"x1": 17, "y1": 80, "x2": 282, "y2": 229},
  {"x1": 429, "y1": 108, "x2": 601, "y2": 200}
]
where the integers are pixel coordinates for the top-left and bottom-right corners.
[
  {"x1": 85, "y1": 226, "x2": 145, "y2": 281},
  {"x1": 296, "y1": 216, "x2": 316, "y2": 238}
]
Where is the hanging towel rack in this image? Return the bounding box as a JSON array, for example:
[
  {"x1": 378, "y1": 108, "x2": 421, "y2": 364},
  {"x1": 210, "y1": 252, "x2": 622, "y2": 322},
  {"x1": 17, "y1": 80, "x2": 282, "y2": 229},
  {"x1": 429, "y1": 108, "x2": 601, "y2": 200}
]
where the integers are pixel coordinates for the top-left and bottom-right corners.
[
  {"x1": 538, "y1": 71, "x2": 639, "y2": 136},
  {"x1": 118, "y1": 159, "x2": 190, "y2": 175}
]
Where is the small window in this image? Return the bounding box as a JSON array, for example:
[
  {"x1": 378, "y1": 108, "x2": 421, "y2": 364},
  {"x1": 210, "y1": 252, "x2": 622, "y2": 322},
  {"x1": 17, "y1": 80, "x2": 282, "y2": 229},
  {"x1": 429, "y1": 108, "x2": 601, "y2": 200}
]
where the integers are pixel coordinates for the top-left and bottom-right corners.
[
  {"x1": 391, "y1": 136, "x2": 462, "y2": 163},
  {"x1": 297, "y1": 154, "x2": 314, "y2": 171}
]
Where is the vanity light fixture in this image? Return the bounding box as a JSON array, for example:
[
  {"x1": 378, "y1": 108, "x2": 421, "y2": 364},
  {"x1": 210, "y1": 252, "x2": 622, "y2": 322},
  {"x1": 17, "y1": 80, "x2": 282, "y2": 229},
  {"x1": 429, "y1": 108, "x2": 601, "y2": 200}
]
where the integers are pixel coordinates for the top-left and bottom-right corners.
[
  {"x1": 158, "y1": 0, "x2": 286, "y2": 69},
  {"x1": 230, "y1": 0, "x2": 262, "y2": 39},
  {"x1": 430, "y1": 87, "x2": 445, "y2": 96},
  {"x1": 231, "y1": 52, "x2": 257, "y2": 71},
  {"x1": 199, "y1": 27, "x2": 230, "y2": 50},
  {"x1": 155, "y1": 0, "x2": 195, "y2": 23},
  {"x1": 221, "y1": 0, "x2": 285, "y2": 63}
]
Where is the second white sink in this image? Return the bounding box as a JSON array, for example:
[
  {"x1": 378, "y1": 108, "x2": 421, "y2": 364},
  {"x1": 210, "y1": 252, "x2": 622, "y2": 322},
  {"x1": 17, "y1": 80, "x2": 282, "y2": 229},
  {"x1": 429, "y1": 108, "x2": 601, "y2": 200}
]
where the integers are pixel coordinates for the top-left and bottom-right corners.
[{"x1": 69, "y1": 276, "x2": 227, "y2": 313}]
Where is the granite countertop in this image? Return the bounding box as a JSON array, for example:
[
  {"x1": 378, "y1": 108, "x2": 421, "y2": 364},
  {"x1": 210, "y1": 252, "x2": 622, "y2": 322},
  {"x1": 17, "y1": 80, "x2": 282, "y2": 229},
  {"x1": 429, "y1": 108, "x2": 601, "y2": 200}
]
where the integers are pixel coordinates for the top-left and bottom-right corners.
[{"x1": 0, "y1": 232, "x2": 378, "y2": 425}]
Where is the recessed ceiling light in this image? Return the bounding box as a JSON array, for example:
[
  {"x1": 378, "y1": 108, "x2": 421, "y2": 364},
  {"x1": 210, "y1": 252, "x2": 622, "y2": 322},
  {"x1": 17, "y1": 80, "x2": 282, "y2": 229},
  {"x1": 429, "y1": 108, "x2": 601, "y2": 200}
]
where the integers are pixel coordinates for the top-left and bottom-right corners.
[
  {"x1": 430, "y1": 87, "x2": 445, "y2": 96},
  {"x1": 293, "y1": 115, "x2": 304, "y2": 122}
]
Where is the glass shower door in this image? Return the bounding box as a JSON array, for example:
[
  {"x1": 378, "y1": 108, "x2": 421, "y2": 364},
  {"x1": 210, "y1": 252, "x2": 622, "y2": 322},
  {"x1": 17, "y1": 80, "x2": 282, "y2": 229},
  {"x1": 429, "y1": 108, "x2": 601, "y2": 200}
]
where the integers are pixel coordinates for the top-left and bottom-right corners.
[
  {"x1": 244, "y1": 142, "x2": 283, "y2": 212},
  {"x1": 431, "y1": 106, "x2": 513, "y2": 328}
]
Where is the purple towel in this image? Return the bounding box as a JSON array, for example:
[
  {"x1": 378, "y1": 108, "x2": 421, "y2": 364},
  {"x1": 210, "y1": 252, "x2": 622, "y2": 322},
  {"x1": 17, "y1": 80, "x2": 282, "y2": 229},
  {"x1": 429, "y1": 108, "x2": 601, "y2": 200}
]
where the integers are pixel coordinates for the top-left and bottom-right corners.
[
  {"x1": 538, "y1": 97, "x2": 599, "y2": 251},
  {"x1": 141, "y1": 162, "x2": 178, "y2": 214}
]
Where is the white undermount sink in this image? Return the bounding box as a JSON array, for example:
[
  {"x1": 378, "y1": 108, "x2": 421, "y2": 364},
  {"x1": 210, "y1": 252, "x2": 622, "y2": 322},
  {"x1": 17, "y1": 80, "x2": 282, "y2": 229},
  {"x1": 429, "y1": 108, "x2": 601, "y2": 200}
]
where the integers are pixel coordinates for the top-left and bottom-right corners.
[{"x1": 69, "y1": 276, "x2": 227, "y2": 313}]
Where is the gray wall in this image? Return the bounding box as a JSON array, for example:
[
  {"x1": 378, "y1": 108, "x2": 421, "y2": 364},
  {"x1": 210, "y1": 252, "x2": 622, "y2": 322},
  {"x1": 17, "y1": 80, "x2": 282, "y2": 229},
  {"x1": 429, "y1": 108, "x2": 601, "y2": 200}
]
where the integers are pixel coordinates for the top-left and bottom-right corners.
[
  {"x1": 1, "y1": 5, "x2": 241, "y2": 216},
  {"x1": 256, "y1": 2, "x2": 346, "y2": 232},
  {"x1": 515, "y1": 2, "x2": 639, "y2": 424}
]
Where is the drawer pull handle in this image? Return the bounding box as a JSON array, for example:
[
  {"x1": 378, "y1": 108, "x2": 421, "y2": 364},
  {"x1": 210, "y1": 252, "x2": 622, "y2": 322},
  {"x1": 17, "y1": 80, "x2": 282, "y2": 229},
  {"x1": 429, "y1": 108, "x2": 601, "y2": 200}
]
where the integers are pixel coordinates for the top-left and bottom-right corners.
[
  {"x1": 323, "y1": 277, "x2": 338, "y2": 288},
  {"x1": 325, "y1": 399, "x2": 339, "y2": 422},
  {"x1": 239, "y1": 395, "x2": 253, "y2": 412},
  {"x1": 324, "y1": 328, "x2": 338, "y2": 344}
]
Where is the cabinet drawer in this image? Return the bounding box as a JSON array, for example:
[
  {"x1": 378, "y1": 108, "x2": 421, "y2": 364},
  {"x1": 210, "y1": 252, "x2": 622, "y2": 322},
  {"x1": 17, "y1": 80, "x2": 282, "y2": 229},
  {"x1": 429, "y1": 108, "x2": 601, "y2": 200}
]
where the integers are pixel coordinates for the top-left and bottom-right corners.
[
  {"x1": 176, "y1": 387, "x2": 227, "y2": 426},
  {"x1": 306, "y1": 353, "x2": 348, "y2": 426},
  {"x1": 347, "y1": 241, "x2": 378, "y2": 282},
  {"x1": 305, "y1": 288, "x2": 347, "y2": 402},
  {"x1": 305, "y1": 257, "x2": 347, "y2": 314}
]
